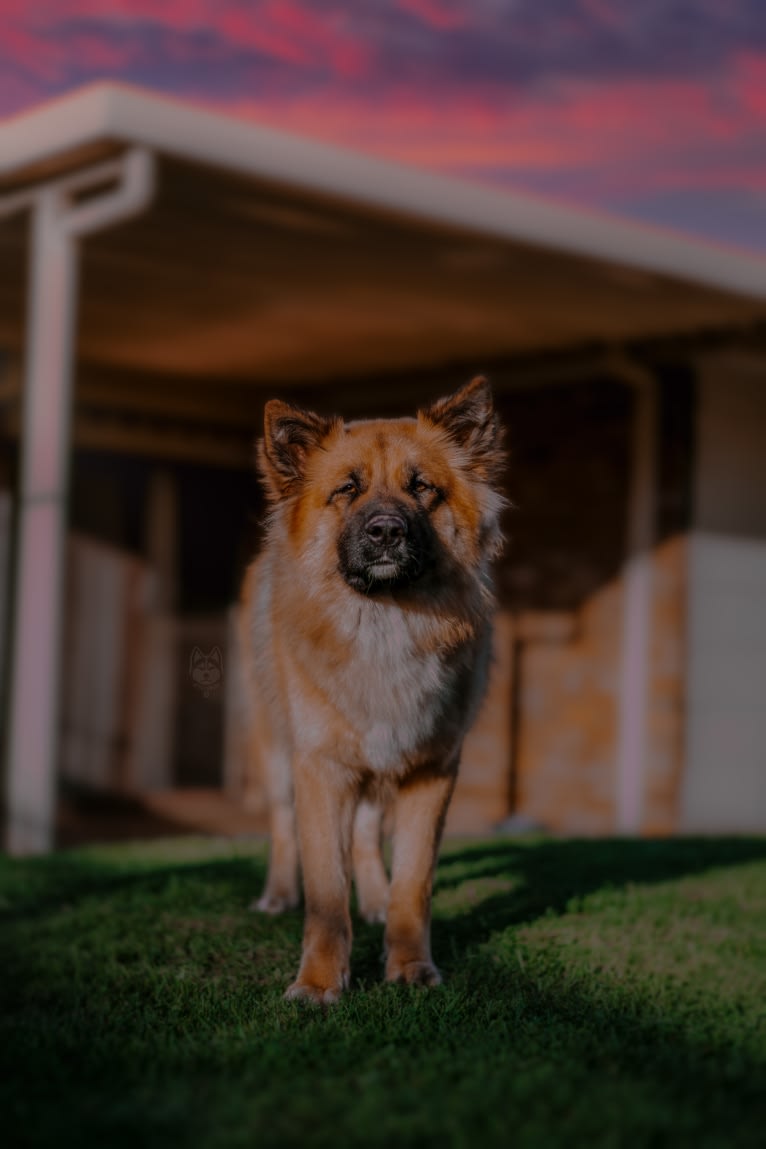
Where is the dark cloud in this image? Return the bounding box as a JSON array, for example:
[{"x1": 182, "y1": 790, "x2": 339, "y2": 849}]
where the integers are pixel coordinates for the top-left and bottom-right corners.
[
  {"x1": 348, "y1": 0, "x2": 766, "y2": 93},
  {"x1": 618, "y1": 186, "x2": 766, "y2": 253},
  {"x1": 3, "y1": 0, "x2": 766, "y2": 113},
  {"x1": 0, "y1": 18, "x2": 324, "y2": 108}
]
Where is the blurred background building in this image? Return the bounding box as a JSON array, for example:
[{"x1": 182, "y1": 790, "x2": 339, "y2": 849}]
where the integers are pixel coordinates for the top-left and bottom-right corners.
[{"x1": 1, "y1": 84, "x2": 765, "y2": 852}]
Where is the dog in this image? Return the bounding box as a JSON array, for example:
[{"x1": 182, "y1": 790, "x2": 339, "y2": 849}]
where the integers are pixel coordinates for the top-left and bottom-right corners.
[
  {"x1": 189, "y1": 646, "x2": 223, "y2": 698},
  {"x1": 239, "y1": 376, "x2": 505, "y2": 1003}
]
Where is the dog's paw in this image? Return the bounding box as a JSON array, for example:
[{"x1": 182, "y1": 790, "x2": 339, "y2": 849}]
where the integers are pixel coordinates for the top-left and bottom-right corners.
[
  {"x1": 284, "y1": 979, "x2": 345, "y2": 1006},
  {"x1": 386, "y1": 959, "x2": 442, "y2": 987},
  {"x1": 360, "y1": 906, "x2": 387, "y2": 925},
  {"x1": 357, "y1": 897, "x2": 388, "y2": 925},
  {"x1": 250, "y1": 891, "x2": 298, "y2": 915},
  {"x1": 353, "y1": 854, "x2": 389, "y2": 926}
]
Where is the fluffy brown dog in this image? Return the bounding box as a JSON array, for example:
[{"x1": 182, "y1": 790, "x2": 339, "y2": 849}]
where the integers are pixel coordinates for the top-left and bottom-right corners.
[{"x1": 240, "y1": 376, "x2": 505, "y2": 1003}]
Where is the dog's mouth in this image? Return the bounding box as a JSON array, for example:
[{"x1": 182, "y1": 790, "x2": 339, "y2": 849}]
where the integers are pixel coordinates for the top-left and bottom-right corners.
[
  {"x1": 337, "y1": 503, "x2": 434, "y2": 596},
  {"x1": 342, "y1": 554, "x2": 424, "y2": 595},
  {"x1": 367, "y1": 560, "x2": 400, "y2": 580}
]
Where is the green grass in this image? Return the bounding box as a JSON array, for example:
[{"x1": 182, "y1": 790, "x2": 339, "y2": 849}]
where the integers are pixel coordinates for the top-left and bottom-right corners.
[{"x1": 2, "y1": 835, "x2": 766, "y2": 1149}]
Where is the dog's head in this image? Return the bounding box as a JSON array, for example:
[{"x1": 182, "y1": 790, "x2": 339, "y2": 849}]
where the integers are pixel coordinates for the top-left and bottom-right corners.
[
  {"x1": 257, "y1": 377, "x2": 506, "y2": 596},
  {"x1": 189, "y1": 646, "x2": 223, "y2": 688}
]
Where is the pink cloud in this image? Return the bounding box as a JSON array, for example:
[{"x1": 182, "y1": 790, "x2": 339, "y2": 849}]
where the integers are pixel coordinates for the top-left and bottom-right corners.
[
  {"x1": 70, "y1": 32, "x2": 133, "y2": 70},
  {"x1": 218, "y1": 8, "x2": 309, "y2": 67},
  {"x1": 735, "y1": 51, "x2": 766, "y2": 117},
  {"x1": 1, "y1": 2, "x2": 370, "y2": 78},
  {"x1": 1, "y1": 2, "x2": 765, "y2": 239},
  {"x1": 396, "y1": 0, "x2": 467, "y2": 31},
  {"x1": 580, "y1": 0, "x2": 627, "y2": 30},
  {"x1": 213, "y1": 52, "x2": 766, "y2": 206},
  {"x1": 0, "y1": 71, "x2": 40, "y2": 114},
  {"x1": 251, "y1": 1, "x2": 370, "y2": 77},
  {"x1": 0, "y1": 20, "x2": 65, "y2": 82},
  {"x1": 198, "y1": 0, "x2": 371, "y2": 76}
]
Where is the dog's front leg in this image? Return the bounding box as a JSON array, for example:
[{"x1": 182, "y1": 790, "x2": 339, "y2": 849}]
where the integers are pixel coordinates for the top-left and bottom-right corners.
[
  {"x1": 251, "y1": 740, "x2": 299, "y2": 914},
  {"x1": 352, "y1": 798, "x2": 389, "y2": 924},
  {"x1": 285, "y1": 758, "x2": 355, "y2": 1005},
  {"x1": 385, "y1": 766, "x2": 456, "y2": 987}
]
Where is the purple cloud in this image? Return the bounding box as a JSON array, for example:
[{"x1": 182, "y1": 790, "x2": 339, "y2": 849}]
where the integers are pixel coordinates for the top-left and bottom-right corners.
[{"x1": 0, "y1": 1, "x2": 764, "y2": 251}]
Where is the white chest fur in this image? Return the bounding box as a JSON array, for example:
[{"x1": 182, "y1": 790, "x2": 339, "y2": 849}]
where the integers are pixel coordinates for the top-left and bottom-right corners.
[{"x1": 290, "y1": 597, "x2": 462, "y2": 772}]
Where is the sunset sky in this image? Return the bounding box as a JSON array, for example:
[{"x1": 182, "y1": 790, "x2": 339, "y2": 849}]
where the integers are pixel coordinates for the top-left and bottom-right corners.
[{"x1": 2, "y1": 0, "x2": 765, "y2": 252}]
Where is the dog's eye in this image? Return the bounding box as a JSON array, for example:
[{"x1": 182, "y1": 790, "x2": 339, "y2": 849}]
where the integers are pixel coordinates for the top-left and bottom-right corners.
[
  {"x1": 334, "y1": 480, "x2": 357, "y2": 497},
  {"x1": 410, "y1": 477, "x2": 432, "y2": 495}
]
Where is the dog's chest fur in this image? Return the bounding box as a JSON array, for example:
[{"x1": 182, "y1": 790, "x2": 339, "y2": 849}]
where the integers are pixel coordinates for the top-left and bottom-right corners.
[{"x1": 286, "y1": 595, "x2": 482, "y2": 774}]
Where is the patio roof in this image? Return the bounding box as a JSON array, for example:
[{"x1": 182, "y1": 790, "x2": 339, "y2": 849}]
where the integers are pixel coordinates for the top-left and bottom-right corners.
[{"x1": 1, "y1": 83, "x2": 765, "y2": 391}]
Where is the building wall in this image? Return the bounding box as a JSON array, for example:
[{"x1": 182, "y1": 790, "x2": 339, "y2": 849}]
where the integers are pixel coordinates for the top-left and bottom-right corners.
[
  {"x1": 500, "y1": 371, "x2": 691, "y2": 836},
  {"x1": 681, "y1": 354, "x2": 766, "y2": 831},
  {"x1": 512, "y1": 535, "x2": 687, "y2": 835},
  {"x1": 516, "y1": 577, "x2": 621, "y2": 834},
  {"x1": 485, "y1": 377, "x2": 629, "y2": 833},
  {"x1": 446, "y1": 611, "x2": 514, "y2": 834},
  {"x1": 642, "y1": 535, "x2": 689, "y2": 833}
]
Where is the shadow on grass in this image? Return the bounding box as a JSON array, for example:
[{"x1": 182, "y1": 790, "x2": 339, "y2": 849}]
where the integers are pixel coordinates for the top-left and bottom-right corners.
[
  {"x1": 0, "y1": 852, "x2": 270, "y2": 925},
  {"x1": 430, "y1": 835, "x2": 766, "y2": 959},
  {"x1": 2, "y1": 836, "x2": 766, "y2": 1148},
  {"x1": 3, "y1": 833, "x2": 765, "y2": 949}
]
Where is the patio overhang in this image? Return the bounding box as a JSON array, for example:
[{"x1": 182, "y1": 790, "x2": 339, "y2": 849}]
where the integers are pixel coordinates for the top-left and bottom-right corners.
[{"x1": 2, "y1": 83, "x2": 766, "y2": 855}]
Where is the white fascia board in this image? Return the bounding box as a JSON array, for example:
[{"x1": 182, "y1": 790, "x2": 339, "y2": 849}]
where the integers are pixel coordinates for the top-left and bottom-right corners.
[{"x1": 0, "y1": 86, "x2": 115, "y2": 177}]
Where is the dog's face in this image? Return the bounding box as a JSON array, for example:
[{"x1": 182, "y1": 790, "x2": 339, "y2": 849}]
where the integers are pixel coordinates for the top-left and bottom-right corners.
[
  {"x1": 190, "y1": 646, "x2": 222, "y2": 688},
  {"x1": 257, "y1": 377, "x2": 505, "y2": 595}
]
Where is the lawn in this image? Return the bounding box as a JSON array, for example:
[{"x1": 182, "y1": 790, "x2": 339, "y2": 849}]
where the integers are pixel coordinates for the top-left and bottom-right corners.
[{"x1": 2, "y1": 835, "x2": 765, "y2": 1149}]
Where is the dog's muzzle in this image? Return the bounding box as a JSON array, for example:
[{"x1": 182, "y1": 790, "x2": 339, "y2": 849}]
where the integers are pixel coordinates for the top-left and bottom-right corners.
[{"x1": 338, "y1": 502, "x2": 427, "y2": 593}]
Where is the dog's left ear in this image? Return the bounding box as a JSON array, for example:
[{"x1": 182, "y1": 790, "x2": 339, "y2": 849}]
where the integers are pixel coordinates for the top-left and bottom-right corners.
[{"x1": 420, "y1": 376, "x2": 504, "y2": 482}]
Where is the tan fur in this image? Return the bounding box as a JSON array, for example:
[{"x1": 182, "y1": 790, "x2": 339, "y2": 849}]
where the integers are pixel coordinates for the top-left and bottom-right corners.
[{"x1": 240, "y1": 377, "x2": 505, "y2": 1002}]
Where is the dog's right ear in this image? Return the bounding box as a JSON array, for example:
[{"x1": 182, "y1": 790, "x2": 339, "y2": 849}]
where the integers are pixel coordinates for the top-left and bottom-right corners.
[{"x1": 257, "y1": 400, "x2": 341, "y2": 500}]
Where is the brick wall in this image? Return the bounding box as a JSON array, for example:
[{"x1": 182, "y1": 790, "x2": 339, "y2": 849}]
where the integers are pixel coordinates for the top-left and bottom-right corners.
[
  {"x1": 515, "y1": 579, "x2": 622, "y2": 834},
  {"x1": 451, "y1": 371, "x2": 693, "y2": 835},
  {"x1": 513, "y1": 536, "x2": 688, "y2": 835},
  {"x1": 447, "y1": 611, "x2": 515, "y2": 834},
  {"x1": 642, "y1": 536, "x2": 688, "y2": 834}
]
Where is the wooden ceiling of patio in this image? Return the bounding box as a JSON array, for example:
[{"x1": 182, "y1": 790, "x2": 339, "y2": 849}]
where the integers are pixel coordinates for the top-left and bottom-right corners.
[{"x1": 1, "y1": 151, "x2": 764, "y2": 463}]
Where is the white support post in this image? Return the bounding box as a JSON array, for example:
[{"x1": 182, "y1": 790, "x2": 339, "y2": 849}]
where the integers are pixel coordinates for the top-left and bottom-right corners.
[
  {"x1": 4, "y1": 191, "x2": 78, "y2": 854},
  {"x1": 2, "y1": 149, "x2": 154, "y2": 854},
  {"x1": 613, "y1": 360, "x2": 658, "y2": 835}
]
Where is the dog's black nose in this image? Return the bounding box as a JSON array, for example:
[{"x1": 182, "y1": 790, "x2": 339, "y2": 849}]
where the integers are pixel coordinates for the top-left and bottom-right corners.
[{"x1": 365, "y1": 512, "x2": 407, "y2": 546}]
